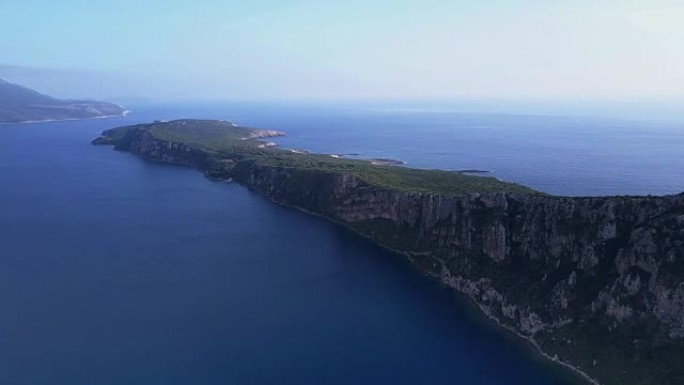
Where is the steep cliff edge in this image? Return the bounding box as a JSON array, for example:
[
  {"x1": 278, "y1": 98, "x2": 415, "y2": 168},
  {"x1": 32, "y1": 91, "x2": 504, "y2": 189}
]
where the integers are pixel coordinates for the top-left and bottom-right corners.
[
  {"x1": 239, "y1": 165, "x2": 684, "y2": 385},
  {"x1": 94, "y1": 120, "x2": 684, "y2": 385}
]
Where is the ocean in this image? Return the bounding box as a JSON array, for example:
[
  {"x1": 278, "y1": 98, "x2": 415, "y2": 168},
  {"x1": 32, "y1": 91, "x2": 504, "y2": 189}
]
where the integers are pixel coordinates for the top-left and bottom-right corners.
[{"x1": 1, "y1": 102, "x2": 682, "y2": 385}]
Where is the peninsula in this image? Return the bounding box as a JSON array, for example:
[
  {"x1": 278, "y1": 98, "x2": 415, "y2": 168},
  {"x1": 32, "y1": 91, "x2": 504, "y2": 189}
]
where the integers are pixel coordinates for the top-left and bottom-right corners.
[
  {"x1": 0, "y1": 78, "x2": 125, "y2": 123},
  {"x1": 93, "y1": 119, "x2": 684, "y2": 385}
]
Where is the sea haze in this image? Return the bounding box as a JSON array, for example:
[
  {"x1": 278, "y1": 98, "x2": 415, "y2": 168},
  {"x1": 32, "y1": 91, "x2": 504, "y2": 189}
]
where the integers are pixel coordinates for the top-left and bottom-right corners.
[{"x1": 1, "y1": 103, "x2": 682, "y2": 385}]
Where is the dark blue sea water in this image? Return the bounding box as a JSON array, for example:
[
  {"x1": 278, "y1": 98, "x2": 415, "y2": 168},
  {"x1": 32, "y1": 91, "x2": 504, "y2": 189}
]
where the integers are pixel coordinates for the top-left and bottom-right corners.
[{"x1": 1, "y1": 103, "x2": 682, "y2": 385}]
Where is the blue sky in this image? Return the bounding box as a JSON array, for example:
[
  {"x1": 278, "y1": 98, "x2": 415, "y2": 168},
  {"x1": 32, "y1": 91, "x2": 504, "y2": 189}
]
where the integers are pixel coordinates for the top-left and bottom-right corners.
[{"x1": 1, "y1": 0, "x2": 683, "y2": 101}]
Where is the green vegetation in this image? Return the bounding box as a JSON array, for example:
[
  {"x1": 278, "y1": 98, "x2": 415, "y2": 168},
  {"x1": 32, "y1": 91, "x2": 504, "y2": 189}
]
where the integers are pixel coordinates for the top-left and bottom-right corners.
[
  {"x1": 251, "y1": 151, "x2": 538, "y2": 195},
  {"x1": 96, "y1": 119, "x2": 540, "y2": 195},
  {"x1": 538, "y1": 322, "x2": 684, "y2": 385},
  {"x1": 147, "y1": 119, "x2": 262, "y2": 150}
]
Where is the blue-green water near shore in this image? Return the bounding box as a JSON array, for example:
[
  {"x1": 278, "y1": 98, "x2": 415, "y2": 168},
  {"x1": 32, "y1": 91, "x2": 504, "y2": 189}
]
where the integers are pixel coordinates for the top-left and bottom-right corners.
[{"x1": 1, "y1": 103, "x2": 682, "y2": 384}]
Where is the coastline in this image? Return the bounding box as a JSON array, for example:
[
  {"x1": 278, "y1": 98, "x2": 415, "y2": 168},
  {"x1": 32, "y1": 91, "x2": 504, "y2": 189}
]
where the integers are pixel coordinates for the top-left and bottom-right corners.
[
  {"x1": 0, "y1": 109, "x2": 130, "y2": 125},
  {"x1": 227, "y1": 178, "x2": 601, "y2": 385},
  {"x1": 426, "y1": 267, "x2": 602, "y2": 385},
  {"x1": 91, "y1": 120, "x2": 684, "y2": 385},
  {"x1": 476, "y1": 306, "x2": 601, "y2": 385}
]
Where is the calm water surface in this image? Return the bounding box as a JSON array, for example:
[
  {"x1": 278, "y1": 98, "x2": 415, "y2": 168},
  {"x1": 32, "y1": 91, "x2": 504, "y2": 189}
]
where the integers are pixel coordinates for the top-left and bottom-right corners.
[
  {"x1": 129, "y1": 102, "x2": 684, "y2": 196},
  {"x1": 1, "y1": 103, "x2": 682, "y2": 385}
]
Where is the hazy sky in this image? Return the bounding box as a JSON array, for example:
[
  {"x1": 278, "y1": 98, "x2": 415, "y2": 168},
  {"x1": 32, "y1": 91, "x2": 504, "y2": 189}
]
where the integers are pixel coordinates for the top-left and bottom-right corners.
[{"x1": 1, "y1": 0, "x2": 683, "y2": 101}]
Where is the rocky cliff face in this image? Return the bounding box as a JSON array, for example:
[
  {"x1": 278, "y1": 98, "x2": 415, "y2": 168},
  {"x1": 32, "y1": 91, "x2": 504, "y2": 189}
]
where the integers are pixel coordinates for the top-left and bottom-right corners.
[
  {"x1": 106, "y1": 133, "x2": 684, "y2": 385},
  {"x1": 236, "y1": 165, "x2": 684, "y2": 385},
  {"x1": 127, "y1": 129, "x2": 212, "y2": 167},
  {"x1": 99, "y1": 128, "x2": 231, "y2": 179}
]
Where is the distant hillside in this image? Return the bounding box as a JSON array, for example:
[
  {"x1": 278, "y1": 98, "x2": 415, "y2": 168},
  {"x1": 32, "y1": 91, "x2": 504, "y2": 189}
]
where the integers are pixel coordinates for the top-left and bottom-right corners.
[{"x1": 0, "y1": 78, "x2": 125, "y2": 123}]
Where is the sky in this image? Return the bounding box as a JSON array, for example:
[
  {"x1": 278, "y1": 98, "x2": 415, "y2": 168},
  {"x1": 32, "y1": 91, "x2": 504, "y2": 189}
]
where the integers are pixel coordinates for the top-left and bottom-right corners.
[{"x1": 1, "y1": 0, "x2": 683, "y2": 103}]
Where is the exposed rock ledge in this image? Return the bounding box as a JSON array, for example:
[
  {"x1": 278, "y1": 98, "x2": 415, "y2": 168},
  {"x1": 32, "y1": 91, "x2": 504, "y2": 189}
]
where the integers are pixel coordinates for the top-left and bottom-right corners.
[{"x1": 244, "y1": 129, "x2": 286, "y2": 139}]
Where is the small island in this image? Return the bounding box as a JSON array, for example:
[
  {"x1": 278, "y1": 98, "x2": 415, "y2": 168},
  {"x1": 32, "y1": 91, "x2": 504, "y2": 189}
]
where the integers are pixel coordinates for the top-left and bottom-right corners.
[
  {"x1": 93, "y1": 119, "x2": 684, "y2": 385},
  {"x1": 0, "y1": 78, "x2": 125, "y2": 123}
]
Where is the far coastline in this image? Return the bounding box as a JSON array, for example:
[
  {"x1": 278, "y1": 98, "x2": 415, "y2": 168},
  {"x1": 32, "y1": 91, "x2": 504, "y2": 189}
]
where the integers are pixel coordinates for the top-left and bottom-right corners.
[{"x1": 1, "y1": 109, "x2": 130, "y2": 125}]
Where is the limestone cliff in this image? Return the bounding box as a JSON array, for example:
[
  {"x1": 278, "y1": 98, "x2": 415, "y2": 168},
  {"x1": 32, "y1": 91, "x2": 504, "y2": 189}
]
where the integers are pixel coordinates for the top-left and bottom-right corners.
[{"x1": 95, "y1": 125, "x2": 684, "y2": 385}]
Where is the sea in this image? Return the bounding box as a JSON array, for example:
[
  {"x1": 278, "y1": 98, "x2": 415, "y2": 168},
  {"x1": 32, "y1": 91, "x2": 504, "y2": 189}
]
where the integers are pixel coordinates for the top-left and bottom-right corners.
[{"x1": 1, "y1": 102, "x2": 682, "y2": 385}]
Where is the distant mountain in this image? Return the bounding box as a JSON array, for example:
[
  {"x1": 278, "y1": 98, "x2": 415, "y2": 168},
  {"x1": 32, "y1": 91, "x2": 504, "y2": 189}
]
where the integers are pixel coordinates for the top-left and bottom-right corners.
[{"x1": 0, "y1": 78, "x2": 125, "y2": 123}]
